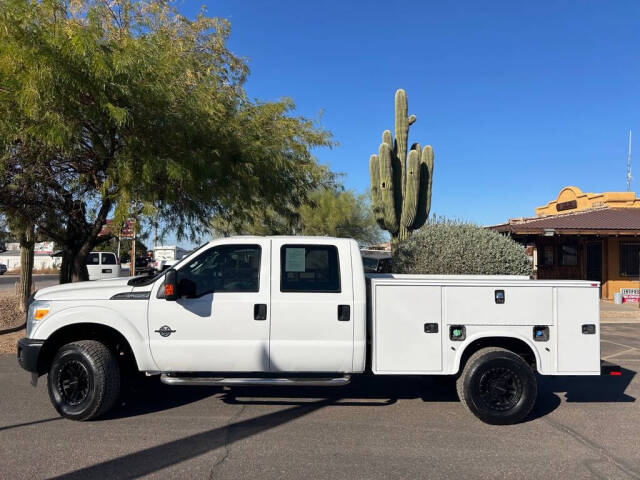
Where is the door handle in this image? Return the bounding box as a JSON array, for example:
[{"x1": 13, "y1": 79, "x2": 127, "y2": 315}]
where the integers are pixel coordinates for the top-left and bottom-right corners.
[
  {"x1": 338, "y1": 304, "x2": 350, "y2": 321},
  {"x1": 254, "y1": 304, "x2": 267, "y2": 321}
]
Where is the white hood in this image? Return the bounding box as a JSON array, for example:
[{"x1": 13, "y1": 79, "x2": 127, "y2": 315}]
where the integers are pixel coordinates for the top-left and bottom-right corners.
[{"x1": 35, "y1": 277, "x2": 134, "y2": 301}]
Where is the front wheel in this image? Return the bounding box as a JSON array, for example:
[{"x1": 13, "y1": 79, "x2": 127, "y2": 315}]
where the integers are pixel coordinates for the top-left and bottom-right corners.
[
  {"x1": 47, "y1": 340, "x2": 120, "y2": 421},
  {"x1": 456, "y1": 347, "x2": 537, "y2": 425}
]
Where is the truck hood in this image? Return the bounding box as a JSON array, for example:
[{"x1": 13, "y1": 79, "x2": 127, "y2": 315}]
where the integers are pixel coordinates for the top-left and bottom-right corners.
[{"x1": 35, "y1": 277, "x2": 134, "y2": 301}]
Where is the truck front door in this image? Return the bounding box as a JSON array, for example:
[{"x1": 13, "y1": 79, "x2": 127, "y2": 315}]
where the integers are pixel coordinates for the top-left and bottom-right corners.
[
  {"x1": 269, "y1": 240, "x2": 354, "y2": 372},
  {"x1": 147, "y1": 240, "x2": 271, "y2": 372}
]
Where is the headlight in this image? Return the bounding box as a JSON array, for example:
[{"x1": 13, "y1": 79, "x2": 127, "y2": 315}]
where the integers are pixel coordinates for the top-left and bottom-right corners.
[{"x1": 26, "y1": 300, "x2": 51, "y2": 337}]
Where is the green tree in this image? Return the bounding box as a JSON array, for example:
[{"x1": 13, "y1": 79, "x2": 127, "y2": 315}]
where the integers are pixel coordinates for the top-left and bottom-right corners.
[
  {"x1": 211, "y1": 187, "x2": 384, "y2": 246},
  {"x1": 393, "y1": 218, "x2": 532, "y2": 275},
  {"x1": 298, "y1": 189, "x2": 382, "y2": 245},
  {"x1": 0, "y1": 0, "x2": 332, "y2": 282}
]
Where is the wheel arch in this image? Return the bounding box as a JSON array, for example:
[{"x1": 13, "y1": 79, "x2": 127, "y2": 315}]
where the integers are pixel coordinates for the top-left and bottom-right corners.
[
  {"x1": 454, "y1": 333, "x2": 541, "y2": 375},
  {"x1": 38, "y1": 323, "x2": 142, "y2": 376}
]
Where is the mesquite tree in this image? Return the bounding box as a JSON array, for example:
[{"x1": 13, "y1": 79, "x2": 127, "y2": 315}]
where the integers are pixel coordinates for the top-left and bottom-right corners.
[
  {"x1": 0, "y1": 0, "x2": 332, "y2": 282},
  {"x1": 369, "y1": 89, "x2": 434, "y2": 249}
]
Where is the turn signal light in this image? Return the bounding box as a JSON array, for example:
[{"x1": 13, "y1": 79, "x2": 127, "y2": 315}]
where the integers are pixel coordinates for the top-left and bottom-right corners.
[
  {"x1": 34, "y1": 308, "x2": 50, "y2": 320},
  {"x1": 609, "y1": 371, "x2": 622, "y2": 376},
  {"x1": 165, "y1": 284, "x2": 174, "y2": 296}
]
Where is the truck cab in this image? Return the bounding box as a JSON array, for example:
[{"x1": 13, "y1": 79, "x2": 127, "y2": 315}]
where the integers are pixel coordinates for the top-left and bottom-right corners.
[{"x1": 146, "y1": 236, "x2": 365, "y2": 373}]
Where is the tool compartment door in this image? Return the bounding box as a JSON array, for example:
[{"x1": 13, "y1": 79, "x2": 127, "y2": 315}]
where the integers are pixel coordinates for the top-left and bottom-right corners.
[
  {"x1": 374, "y1": 285, "x2": 442, "y2": 373},
  {"x1": 556, "y1": 287, "x2": 600, "y2": 374}
]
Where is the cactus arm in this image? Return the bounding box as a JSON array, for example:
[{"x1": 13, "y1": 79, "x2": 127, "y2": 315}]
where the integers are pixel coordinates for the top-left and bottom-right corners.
[
  {"x1": 378, "y1": 142, "x2": 399, "y2": 234},
  {"x1": 411, "y1": 145, "x2": 434, "y2": 230},
  {"x1": 424, "y1": 145, "x2": 434, "y2": 218},
  {"x1": 400, "y1": 149, "x2": 420, "y2": 228},
  {"x1": 382, "y1": 130, "x2": 393, "y2": 149},
  {"x1": 394, "y1": 89, "x2": 409, "y2": 166},
  {"x1": 369, "y1": 154, "x2": 385, "y2": 228}
]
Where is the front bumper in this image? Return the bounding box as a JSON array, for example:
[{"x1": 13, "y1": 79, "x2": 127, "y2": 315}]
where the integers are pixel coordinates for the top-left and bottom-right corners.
[{"x1": 17, "y1": 338, "x2": 45, "y2": 373}]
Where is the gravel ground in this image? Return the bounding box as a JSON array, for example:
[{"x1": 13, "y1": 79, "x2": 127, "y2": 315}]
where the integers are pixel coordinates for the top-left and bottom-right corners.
[
  {"x1": 0, "y1": 295, "x2": 22, "y2": 331},
  {"x1": 0, "y1": 329, "x2": 23, "y2": 354}
]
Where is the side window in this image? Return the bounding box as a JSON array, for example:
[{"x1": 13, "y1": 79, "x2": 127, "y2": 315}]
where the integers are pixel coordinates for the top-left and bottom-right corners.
[
  {"x1": 102, "y1": 253, "x2": 117, "y2": 265},
  {"x1": 86, "y1": 253, "x2": 100, "y2": 265},
  {"x1": 280, "y1": 245, "x2": 340, "y2": 293},
  {"x1": 177, "y1": 244, "x2": 261, "y2": 297}
]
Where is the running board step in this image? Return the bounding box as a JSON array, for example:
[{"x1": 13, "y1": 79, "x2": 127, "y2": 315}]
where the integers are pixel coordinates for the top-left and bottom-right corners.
[{"x1": 160, "y1": 374, "x2": 351, "y2": 387}]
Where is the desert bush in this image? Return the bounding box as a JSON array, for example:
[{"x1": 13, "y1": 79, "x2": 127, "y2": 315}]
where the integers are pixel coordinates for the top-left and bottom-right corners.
[{"x1": 393, "y1": 217, "x2": 532, "y2": 276}]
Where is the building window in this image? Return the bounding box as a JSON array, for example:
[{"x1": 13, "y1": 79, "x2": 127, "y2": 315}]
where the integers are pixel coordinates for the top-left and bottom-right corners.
[
  {"x1": 620, "y1": 243, "x2": 640, "y2": 277},
  {"x1": 559, "y1": 244, "x2": 578, "y2": 267},
  {"x1": 541, "y1": 245, "x2": 554, "y2": 266}
]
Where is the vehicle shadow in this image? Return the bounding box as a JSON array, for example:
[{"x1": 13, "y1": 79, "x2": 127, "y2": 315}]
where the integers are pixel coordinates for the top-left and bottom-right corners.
[
  {"x1": 100, "y1": 379, "x2": 222, "y2": 420},
  {"x1": 100, "y1": 366, "x2": 635, "y2": 422},
  {"x1": 538, "y1": 366, "x2": 636, "y2": 403}
]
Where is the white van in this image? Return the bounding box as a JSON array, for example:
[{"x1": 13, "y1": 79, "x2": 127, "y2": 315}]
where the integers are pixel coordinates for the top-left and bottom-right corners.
[{"x1": 85, "y1": 251, "x2": 121, "y2": 280}]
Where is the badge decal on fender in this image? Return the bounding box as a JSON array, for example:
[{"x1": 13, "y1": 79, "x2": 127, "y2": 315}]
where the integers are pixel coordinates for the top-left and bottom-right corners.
[{"x1": 155, "y1": 325, "x2": 176, "y2": 337}]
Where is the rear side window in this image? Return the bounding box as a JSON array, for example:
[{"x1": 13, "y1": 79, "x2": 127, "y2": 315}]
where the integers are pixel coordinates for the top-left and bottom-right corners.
[
  {"x1": 280, "y1": 245, "x2": 340, "y2": 293},
  {"x1": 86, "y1": 253, "x2": 100, "y2": 265},
  {"x1": 102, "y1": 253, "x2": 117, "y2": 265}
]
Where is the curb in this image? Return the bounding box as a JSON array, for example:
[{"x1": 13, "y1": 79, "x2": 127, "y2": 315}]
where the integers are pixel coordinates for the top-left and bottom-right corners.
[
  {"x1": 0, "y1": 322, "x2": 26, "y2": 335},
  {"x1": 600, "y1": 318, "x2": 640, "y2": 324}
]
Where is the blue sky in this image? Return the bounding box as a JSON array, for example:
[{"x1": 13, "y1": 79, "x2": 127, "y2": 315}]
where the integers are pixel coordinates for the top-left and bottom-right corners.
[{"x1": 165, "y1": 0, "x2": 640, "y2": 248}]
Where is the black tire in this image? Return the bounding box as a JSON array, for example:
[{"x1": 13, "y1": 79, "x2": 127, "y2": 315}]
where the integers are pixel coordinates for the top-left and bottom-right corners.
[
  {"x1": 47, "y1": 340, "x2": 120, "y2": 421},
  {"x1": 456, "y1": 347, "x2": 537, "y2": 425}
]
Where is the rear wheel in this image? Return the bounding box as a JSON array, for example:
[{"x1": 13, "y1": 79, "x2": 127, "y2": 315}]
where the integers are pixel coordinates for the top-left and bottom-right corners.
[
  {"x1": 48, "y1": 340, "x2": 120, "y2": 421},
  {"x1": 456, "y1": 347, "x2": 537, "y2": 425}
]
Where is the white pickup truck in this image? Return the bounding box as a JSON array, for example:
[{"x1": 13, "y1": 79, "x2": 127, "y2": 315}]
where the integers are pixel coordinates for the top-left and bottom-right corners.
[{"x1": 17, "y1": 236, "x2": 619, "y2": 425}]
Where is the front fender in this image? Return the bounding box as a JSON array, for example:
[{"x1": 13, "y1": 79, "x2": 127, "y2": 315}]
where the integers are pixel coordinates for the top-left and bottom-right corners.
[{"x1": 32, "y1": 305, "x2": 157, "y2": 371}]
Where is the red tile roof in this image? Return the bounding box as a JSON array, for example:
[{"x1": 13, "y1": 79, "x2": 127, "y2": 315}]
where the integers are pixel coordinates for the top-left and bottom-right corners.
[{"x1": 491, "y1": 208, "x2": 640, "y2": 234}]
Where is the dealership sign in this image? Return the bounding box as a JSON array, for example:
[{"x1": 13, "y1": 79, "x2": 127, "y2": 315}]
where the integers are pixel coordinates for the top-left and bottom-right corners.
[{"x1": 99, "y1": 219, "x2": 135, "y2": 239}]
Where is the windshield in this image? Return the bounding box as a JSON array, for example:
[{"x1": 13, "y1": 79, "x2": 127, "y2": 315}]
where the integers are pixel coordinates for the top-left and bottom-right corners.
[{"x1": 127, "y1": 242, "x2": 208, "y2": 286}]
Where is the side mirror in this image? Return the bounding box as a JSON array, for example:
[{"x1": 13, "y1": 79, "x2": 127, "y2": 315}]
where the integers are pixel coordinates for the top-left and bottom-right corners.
[{"x1": 164, "y1": 269, "x2": 179, "y2": 301}]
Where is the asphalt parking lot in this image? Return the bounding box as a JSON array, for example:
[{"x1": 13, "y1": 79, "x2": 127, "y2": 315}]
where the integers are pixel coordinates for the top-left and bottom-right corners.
[
  {"x1": 1, "y1": 324, "x2": 639, "y2": 479},
  {"x1": 0, "y1": 274, "x2": 60, "y2": 292}
]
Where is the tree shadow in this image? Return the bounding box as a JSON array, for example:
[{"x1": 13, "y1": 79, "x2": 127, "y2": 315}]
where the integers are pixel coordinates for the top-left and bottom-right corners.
[{"x1": 52, "y1": 399, "x2": 334, "y2": 479}]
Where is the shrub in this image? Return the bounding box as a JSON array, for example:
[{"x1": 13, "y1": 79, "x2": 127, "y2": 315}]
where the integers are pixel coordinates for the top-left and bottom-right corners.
[{"x1": 393, "y1": 218, "x2": 532, "y2": 276}]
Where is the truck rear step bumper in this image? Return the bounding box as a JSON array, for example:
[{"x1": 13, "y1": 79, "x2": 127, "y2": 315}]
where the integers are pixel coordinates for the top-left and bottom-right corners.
[{"x1": 160, "y1": 374, "x2": 351, "y2": 387}]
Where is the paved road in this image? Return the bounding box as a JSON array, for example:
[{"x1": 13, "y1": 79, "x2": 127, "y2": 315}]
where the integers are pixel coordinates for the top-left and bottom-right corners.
[
  {"x1": 0, "y1": 274, "x2": 59, "y2": 292},
  {"x1": 1, "y1": 325, "x2": 638, "y2": 479},
  {"x1": 0, "y1": 270, "x2": 134, "y2": 292}
]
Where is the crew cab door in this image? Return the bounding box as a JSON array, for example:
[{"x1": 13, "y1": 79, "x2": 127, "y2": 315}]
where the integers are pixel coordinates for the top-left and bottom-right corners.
[
  {"x1": 147, "y1": 239, "x2": 271, "y2": 372},
  {"x1": 269, "y1": 239, "x2": 354, "y2": 372}
]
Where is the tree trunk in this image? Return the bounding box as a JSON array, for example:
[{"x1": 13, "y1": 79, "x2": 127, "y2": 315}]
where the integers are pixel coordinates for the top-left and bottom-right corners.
[
  {"x1": 59, "y1": 247, "x2": 91, "y2": 283},
  {"x1": 73, "y1": 250, "x2": 90, "y2": 282},
  {"x1": 18, "y1": 224, "x2": 35, "y2": 313},
  {"x1": 59, "y1": 250, "x2": 75, "y2": 284}
]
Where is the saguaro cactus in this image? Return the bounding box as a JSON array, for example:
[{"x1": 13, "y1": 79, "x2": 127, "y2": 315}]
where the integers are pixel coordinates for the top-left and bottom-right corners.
[{"x1": 369, "y1": 89, "x2": 434, "y2": 248}]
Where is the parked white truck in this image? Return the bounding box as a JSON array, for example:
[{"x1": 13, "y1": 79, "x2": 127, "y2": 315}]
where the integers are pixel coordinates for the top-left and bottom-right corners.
[{"x1": 17, "y1": 236, "x2": 619, "y2": 425}]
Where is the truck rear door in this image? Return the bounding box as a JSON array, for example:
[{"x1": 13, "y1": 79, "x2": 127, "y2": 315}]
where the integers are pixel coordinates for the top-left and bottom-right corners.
[{"x1": 269, "y1": 239, "x2": 354, "y2": 372}]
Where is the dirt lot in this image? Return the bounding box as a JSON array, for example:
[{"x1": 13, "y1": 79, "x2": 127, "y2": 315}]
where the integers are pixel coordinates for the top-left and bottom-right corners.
[
  {"x1": 0, "y1": 329, "x2": 23, "y2": 355},
  {"x1": 0, "y1": 294, "x2": 22, "y2": 330}
]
